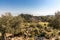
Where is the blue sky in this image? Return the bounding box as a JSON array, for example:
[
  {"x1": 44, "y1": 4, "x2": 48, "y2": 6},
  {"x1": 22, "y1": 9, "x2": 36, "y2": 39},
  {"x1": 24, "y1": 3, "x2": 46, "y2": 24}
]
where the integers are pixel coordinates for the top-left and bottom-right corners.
[{"x1": 0, "y1": 0, "x2": 60, "y2": 16}]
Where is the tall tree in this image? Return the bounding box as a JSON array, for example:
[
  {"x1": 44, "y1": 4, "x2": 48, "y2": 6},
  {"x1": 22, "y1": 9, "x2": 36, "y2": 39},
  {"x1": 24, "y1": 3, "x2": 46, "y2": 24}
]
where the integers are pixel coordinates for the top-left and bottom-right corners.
[{"x1": 49, "y1": 11, "x2": 60, "y2": 29}]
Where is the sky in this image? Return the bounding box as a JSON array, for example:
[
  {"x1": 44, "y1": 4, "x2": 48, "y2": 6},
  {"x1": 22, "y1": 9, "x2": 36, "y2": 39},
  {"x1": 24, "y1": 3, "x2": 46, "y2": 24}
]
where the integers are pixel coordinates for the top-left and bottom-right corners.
[{"x1": 0, "y1": 0, "x2": 60, "y2": 16}]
